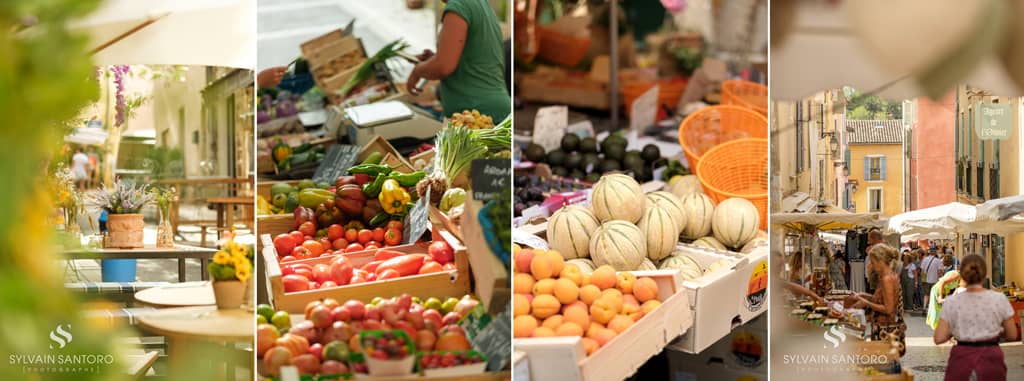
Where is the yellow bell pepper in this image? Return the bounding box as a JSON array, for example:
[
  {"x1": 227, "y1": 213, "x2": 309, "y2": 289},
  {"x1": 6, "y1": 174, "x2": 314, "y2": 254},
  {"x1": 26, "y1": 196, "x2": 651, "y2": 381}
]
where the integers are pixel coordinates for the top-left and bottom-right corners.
[{"x1": 379, "y1": 179, "x2": 411, "y2": 214}]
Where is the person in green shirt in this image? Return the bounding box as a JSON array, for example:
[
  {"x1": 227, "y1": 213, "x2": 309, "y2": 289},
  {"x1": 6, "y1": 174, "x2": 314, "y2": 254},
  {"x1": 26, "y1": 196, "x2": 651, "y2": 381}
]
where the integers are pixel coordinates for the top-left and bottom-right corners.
[
  {"x1": 406, "y1": 0, "x2": 510, "y2": 121},
  {"x1": 926, "y1": 255, "x2": 966, "y2": 330}
]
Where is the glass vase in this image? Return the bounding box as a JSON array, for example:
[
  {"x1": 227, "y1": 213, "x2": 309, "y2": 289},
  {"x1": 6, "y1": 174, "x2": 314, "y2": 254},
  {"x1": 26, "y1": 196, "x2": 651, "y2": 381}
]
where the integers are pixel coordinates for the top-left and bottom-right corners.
[{"x1": 156, "y1": 209, "x2": 175, "y2": 248}]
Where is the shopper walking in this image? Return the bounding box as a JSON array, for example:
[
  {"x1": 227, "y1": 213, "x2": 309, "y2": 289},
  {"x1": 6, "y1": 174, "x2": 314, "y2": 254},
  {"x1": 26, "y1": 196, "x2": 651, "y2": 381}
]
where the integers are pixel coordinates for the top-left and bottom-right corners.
[
  {"x1": 921, "y1": 248, "x2": 942, "y2": 309},
  {"x1": 829, "y1": 246, "x2": 848, "y2": 290},
  {"x1": 70, "y1": 147, "x2": 90, "y2": 190},
  {"x1": 407, "y1": 0, "x2": 511, "y2": 121},
  {"x1": 926, "y1": 255, "x2": 963, "y2": 330},
  {"x1": 848, "y1": 244, "x2": 906, "y2": 356},
  {"x1": 900, "y1": 253, "x2": 917, "y2": 313},
  {"x1": 934, "y1": 254, "x2": 1018, "y2": 381}
]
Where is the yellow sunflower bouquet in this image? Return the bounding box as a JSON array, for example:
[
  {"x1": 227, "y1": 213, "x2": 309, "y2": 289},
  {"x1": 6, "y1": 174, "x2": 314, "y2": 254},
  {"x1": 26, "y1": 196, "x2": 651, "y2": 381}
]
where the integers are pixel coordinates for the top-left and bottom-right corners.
[{"x1": 208, "y1": 232, "x2": 254, "y2": 282}]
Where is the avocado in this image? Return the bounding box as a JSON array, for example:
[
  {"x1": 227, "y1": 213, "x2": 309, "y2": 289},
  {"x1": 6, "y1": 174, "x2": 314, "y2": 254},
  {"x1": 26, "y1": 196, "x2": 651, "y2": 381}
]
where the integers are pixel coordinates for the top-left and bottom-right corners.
[
  {"x1": 641, "y1": 144, "x2": 661, "y2": 163},
  {"x1": 564, "y1": 152, "x2": 583, "y2": 170},
  {"x1": 623, "y1": 151, "x2": 644, "y2": 169},
  {"x1": 561, "y1": 134, "x2": 581, "y2": 152},
  {"x1": 579, "y1": 137, "x2": 598, "y2": 153},
  {"x1": 581, "y1": 153, "x2": 601, "y2": 173},
  {"x1": 297, "y1": 179, "x2": 315, "y2": 190},
  {"x1": 546, "y1": 149, "x2": 567, "y2": 167},
  {"x1": 585, "y1": 172, "x2": 602, "y2": 183},
  {"x1": 525, "y1": 143, "x2": 546, "y2": 163},
  {"x1": 569, "y1": 168, "x2": 586, "y2": 179},
  {"x1": 270, "y1": 182, "x2": 295, "y2": 197},
  {"x1": 551, "y1": 166, "x2": 569, "y2": 177},
  {"x1": 599, "y1": 159, "x2": 622, "y2": 173},
  {"x1": 638, "y1": 165, "x2": 654, "y2": 182},
  {"x1": 603, "y1": 143, "x2": 626, "y2": 162},
  {"x1": 601, "y1": 134, "x2": 627, "y2": 153}
]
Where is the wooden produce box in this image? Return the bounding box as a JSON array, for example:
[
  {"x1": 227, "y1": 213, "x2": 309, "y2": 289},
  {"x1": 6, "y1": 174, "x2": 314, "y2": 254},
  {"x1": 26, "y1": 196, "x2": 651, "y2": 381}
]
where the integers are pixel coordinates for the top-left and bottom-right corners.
[
  {"x1": 666, "y1": 244, "x2": 769, "y2": 354},
  {"x1": 515, "y1": 270, "x2": 692, "y2": 381},
  {"x1": 300, "y1": 28, "x2": 349, "y2": 58},
  {"x1": 263, "y1": 232, "x2": 471, "y2": 314},
  {"x1": 256, "y1": 214, "x2": 293, "y2": 250},
  {"x1": 459, "y1": 198, "x2": 509, "y2": 315},
  {"x1": 429, "y1": 204, "x2": 463, "y2": 243},
  {"x1": 256, "y1": 180, "x2": 300, "y2": 201},
  {"x1": 357, "y1": 135, "x2": 416, "y2": 175},
  {"x1": 518, "y1": 67, "x2": 610, "y2": 110}
]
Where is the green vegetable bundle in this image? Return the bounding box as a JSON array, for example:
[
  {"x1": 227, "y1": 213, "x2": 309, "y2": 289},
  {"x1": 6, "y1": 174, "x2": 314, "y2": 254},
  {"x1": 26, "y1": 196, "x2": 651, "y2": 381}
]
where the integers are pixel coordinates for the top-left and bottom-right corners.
[
  {"x1": 338, "y1": 39, "x2": 410, "y2": 97},
  {"x1": 434, "y1": 125, "x2": 488, "y2": 187}
]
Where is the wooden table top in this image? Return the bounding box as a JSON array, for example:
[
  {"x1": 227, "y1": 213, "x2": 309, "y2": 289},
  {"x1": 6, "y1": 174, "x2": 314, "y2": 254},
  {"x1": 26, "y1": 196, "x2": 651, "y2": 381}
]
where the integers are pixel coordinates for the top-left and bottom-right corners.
[
  {"x1": 137, "y1": 306, "x2": 253, "y2": 342},
  {"x1": 206, "y1": 197, "x2": 254, "y2": 205},
  {"x1": 134, "y1": 282, "x2": 216, "y2": 308},
  {"x1": 62, "y1": 244, "x2": 217, "y2": 259}
]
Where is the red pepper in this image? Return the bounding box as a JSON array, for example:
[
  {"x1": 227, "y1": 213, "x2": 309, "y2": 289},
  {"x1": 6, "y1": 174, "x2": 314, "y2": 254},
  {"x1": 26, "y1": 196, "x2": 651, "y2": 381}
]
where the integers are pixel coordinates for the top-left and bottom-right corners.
[{"x1": 373, "y1": 249, "x2": 405, "y2": 262}]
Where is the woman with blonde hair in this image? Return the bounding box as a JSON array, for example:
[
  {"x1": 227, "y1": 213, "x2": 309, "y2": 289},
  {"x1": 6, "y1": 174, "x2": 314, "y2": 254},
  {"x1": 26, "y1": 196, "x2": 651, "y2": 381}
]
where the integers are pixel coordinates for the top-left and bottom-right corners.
[
  {"x1": 934, "y1": 254, "x2": 1017, "y2": 380},
  {"x1": 847, "y1": 243, "x2": 906, "y2": 355}
]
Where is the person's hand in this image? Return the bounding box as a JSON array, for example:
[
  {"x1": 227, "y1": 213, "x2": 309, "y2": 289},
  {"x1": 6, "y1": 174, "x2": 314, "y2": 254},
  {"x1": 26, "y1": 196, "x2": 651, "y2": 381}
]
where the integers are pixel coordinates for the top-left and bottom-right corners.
[
  {"x1": 406, "y1": 66, "x2": 424, "y2": 96},
  {"x1": 415, "y1": 49, "x2": 435, "y2": 62},
  {"x1": 258, "y1": 66, "x2": 288, "y2": 89}
]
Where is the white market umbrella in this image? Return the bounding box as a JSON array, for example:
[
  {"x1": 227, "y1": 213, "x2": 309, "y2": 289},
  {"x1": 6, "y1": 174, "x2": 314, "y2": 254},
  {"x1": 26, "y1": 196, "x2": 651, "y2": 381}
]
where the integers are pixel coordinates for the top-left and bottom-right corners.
[
  {"x1": 68, "y1": 0, "x2": 255, "y2": 69},
  {"x1": 65, "y1": 128, "x2": 109, "y2": 146},
  {"x1": 772, "y1": 211, "x2": 879, "y2": 233},
  {"x1": 975, "y1": 195, "x2": 1024, "y2": 222},
  {"x1": 886, "y1": 202, "x2": 976, "y2": 236}
]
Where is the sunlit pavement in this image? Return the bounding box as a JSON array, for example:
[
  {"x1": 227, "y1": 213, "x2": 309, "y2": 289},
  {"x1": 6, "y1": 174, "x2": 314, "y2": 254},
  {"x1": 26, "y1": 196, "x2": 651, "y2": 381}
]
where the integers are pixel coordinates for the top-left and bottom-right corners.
[{"x1": 901, "y1": 313, "x2": 1024, "y2": 380}]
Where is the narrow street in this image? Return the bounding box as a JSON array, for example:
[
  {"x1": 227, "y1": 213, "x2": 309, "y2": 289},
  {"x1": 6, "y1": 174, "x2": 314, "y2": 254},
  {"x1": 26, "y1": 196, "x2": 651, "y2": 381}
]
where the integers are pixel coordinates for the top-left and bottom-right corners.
[{"x1": 901, "y1": 313, "x2": 1024, "y2": 380}]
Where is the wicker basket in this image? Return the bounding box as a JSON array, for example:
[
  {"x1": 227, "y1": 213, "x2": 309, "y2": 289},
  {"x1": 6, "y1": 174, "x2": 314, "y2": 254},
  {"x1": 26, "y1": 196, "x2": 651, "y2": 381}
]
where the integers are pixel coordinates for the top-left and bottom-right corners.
[
  {"x1": 721, "y1": 80, "x2": 768, "y2": 116},
  {"x1": 106, "y1": 213, "x2": 145, "y2": 249},
  {"x1": 678, "y1": 105, "x2": 767, "y2": 172},
  {"x1": 696, "y1": 138, "x2": 768, "y2": 230},
  {"x1": 621, "y1": 78, "x2": 688, "y2": 119}
]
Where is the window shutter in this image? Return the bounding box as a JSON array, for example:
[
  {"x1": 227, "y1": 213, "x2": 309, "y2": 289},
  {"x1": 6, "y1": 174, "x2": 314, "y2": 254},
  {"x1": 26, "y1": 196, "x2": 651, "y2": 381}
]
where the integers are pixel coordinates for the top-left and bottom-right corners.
[
  {"x1": 881, "y1": 156, "x2": 887, "y2": 180},
  {"x1": 863, "y1": 157, "x2": 870, "y2": 180}
]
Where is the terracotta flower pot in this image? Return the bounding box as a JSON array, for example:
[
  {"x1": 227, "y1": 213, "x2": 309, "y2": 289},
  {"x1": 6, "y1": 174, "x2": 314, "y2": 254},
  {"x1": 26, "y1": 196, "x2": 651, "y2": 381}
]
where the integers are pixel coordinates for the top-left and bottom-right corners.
[
  {"x1": 106, "y1": 213, "x2": 145, "y2": 249},
  {"x1": 212, "y1": 280, "x2": 245, "y2": 310}
]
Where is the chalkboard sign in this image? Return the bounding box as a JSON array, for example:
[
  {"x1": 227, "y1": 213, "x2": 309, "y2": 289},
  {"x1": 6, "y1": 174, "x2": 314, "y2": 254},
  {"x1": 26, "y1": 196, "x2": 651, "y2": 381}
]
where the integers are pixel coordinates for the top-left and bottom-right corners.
[
  {"x1": 471, "y1": 304, "x2": 512, "y2": 372},
  {"x1": 403, "y1": 186, "x2": 430, "y2": 244},
  {"x1": 470, "y1": 159, "x2": 510, "y2": 202},
  {"x1": 312, "y1": 144, "x2": 360, "y2": 184}
]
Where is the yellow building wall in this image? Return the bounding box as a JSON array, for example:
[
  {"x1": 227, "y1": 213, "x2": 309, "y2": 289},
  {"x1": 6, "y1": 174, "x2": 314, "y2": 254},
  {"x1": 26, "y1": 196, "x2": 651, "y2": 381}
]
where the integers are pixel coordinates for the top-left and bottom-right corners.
[{"x1": 849, "y1": 144, "x2": 904, "y2": 217}]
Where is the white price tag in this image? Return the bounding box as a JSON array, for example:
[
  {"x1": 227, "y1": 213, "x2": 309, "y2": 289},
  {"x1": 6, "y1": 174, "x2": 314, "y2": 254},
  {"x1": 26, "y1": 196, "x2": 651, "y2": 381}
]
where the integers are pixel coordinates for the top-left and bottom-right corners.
[
  {"x1": 532, "y1": 105, "x2": 569, "y2": 152},
  {"x1": 630, "y1": 85, "x2": 659, "y2": 132},
  {"x1": 513, "y1": 229, "x2": 549, "y2": 250}
]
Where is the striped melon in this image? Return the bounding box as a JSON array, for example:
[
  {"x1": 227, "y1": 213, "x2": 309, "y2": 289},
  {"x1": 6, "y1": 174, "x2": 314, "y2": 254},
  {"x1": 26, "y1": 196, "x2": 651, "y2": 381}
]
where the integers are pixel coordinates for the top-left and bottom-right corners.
[
  {"x1": 659, "y1": 254, "x2": 704, "y2": 280},
  {"x1": 547, "y1": 205, "x2": 601, "y2": 259},
  {"x1": 711, "y1": 198, "x2": 760, "y2": 249},
  {"x1": 637, "y1": 206, "x2": 678, "y2": 261},
  {"x1": 705, "y1": 259, "x2": 732, "y2": 274},
  {"x1": 589, "y1": 220, "x2": 647, "y2": 271},
  {"x1": 637, "y1": 258, "x2": 657, "y2": 270},
  {"x1": 692, "y1": 236, "x2": 727, "y2": 251},
  {"x1": 566, "y1": 258, "x2": 596, "y2": 274},
  {"x1": 646, "y1": 191, "x2": 687, "y2": 234},
  {"x1": 679, "y1": 192, "x2": 715, "y2": 239},
  {"x1": 590, "y1": 174, "x2": 645, "y2": 223},
  {"x1": 667, "y1": 175, "x2": 703, "y2": 198},
  {"x1": 740, "y1": 237, "x2": 768, "y2": 254}
]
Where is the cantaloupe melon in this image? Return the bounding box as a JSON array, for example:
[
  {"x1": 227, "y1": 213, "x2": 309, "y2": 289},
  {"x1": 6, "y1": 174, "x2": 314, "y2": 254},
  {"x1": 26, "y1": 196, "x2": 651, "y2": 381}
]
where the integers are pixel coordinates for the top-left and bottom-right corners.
[
  {"x1": 740, "y1": 237, "x2": 768, "y2": 254},
  {"x1": 637, "y1": 206, "x2": 678, "y2": 261},
  {"x1": 589, "y1": 220, "x2": 647, "y2": 271},
  {"x1": 704, "y1": 259, "x2": 732, "y2": 274},
  {"x1": 679, "y1": 193, "x2": 715, "y2": 239},
  {"x1": 637, "y1": 258, "x2": 657, "y2": 271},
  {"x1": 646, "y1": 191, "x2": 687, "y2": 234},
  {"x1": 590, "y1": 174, "x2": 645, "y2": 223},
  {"x1": 659, "y1": 254, "x2": 704, "y2": 280},
  {"x1": 667, "y1": 175, "x2": 703, "y2": 198},
  {"x1": 566, "y1": 258, "x2": 596, "y2": 274},
  {"x1": 711, "y1": 198, "x2": 760, "y2": 250},
  {"x1": 692, "y1": 236, "x2": 727, "y2": 251},
  {"x1": 547, "y1": 205, "x2": 601, "y2": 259}
]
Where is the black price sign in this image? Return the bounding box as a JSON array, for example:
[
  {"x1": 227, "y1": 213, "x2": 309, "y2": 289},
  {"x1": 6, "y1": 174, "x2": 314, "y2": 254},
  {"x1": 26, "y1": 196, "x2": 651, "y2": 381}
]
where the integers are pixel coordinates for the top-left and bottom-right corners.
[
  {"x1": 312, "y1": 144, "x2": 359, "y2": 184},
  {"x1": 470, "y1": 159, "x2": 509, "y2": 202},
  {"x1": 403, "y1": 186, "x2": 430, "y2": 244}
]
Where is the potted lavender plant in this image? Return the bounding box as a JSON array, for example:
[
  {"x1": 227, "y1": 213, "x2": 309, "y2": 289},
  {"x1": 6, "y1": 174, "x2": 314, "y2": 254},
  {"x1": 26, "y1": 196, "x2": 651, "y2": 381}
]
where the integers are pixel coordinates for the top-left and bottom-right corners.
[{"x1": 87, "y1": 180, "x2": 154, "y2": 249}]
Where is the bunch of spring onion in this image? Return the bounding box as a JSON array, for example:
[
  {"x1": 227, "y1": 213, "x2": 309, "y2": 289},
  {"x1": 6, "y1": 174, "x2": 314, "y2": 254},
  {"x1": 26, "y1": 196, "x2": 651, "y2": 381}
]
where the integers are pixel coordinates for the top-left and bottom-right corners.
[{"x1": 338, "y1": 39, "x2": 410, "y2": 97}]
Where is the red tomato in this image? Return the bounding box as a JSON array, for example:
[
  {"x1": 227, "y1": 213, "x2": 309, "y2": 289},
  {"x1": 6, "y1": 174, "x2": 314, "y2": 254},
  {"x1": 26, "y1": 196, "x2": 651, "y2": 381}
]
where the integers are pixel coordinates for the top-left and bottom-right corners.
[
  {"x1": 384, "y1": 229, "x2": 402, "y2": 246},
  {"x1": 357, "y1": 229, "x2": 373, "y2": 245},
  {"x1": 327, "y1": 224, "x2": 345, "y2": 241},
  {"x1": 292, "y1": 246, "x2": 313, "y2": 260},
  {"x1": 442, "y1": 263, "x2": 456, "y2": 270},
  {"x1": 273, "y1": 234, "x2": 297, "y2": 257},
  {"x1": 419, "y1": 261, "x2": 443, "y2": 274},
  {"x1": 298, "y1": 221, "x2": 317, "y2": 237},
  {"x1": 332, "y1": 238, "x2": 349, "y2": 250},
  {"x1": 428, "y1": 241, "x2": 455, "y2": 265},
  {"x1": 280, "y1": 265, "x2": 295, "y2": 276},
  {"x1": 302, "y1": 240, "x2": 325, "y2": 256},
  {"x1": 345, "y1": 243, "x2": 365, "y2": 253},
  {"x1": 318, "y1": 237, "x2": 333, "y2": 252},
  {"x1": 280, "y1": 255, "x2": 297, "y2": 263},
  {"x1": 372, "y1": 228, "x2": 385, "y2": 243},
  {"x1": 293, "y1": 266, "x2": 314, "y2": 280},
  {"x1": 345, "y1": 229, "x2": 358, "y2": 243},
  {"x1": 386, "y1": 220, "x2": 404, "y2": 231},
  {"x1": 289, "y1": 231, "x2": 305, "y2": 245},
  {"x1": 364, "y1": 244, "x2": 380, "y2": 251},
  {"x1": 378, "y1": 269, "x2": 401, "y2": 280},
  {"x1": 329, "y1": 256, "x2": 354, "y2": 285}
]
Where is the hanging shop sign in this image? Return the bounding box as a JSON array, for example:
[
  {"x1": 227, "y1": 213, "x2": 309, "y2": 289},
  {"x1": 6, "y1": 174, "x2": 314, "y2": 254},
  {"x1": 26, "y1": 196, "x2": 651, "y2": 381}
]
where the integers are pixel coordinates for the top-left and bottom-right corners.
[{"x1": 974, "y1": 102, "x2": 1013, "y2": 140}]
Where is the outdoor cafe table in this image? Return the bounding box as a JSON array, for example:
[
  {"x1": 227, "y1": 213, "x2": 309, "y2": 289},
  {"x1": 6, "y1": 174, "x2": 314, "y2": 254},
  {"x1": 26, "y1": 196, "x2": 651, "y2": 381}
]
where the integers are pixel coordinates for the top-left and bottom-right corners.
[
  {"x1": 62, "y1": 244, "x2": 216, "y2": 282},
  {"x1": 207, "y1": 196, "x2": 254, "y2": 237},
  {"x1": 137, "y1": 306, "x2": 253, "y2": 380},
  {"x1": 134, "y1": 281, "x2": 216, "y2": 308}
]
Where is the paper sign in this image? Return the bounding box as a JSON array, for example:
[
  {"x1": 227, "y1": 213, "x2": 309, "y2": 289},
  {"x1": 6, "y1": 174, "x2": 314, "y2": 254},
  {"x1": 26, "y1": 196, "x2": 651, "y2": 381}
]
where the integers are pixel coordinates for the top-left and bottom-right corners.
[
  {"x1": 974, "y1": 103, "x2": 1013, "y2": 140},
  {"x1": 532, "y1": 106, "x2": 568, "y2": 151},
  {"x1": 630, "y1": 85, "x2": 659, "y2": 131},
  {"x1": 470, "y1": 159, "x2": 510, "y2": 202},
  {"x1": 403, "y1": 187, "x2": 430, "y2": 244},
  {"x1": 512, "y1": 229, "x2": 549, "y2": 250},
  {"x1": 312, "y1": 144, "x2": 360, "y2": 184}
]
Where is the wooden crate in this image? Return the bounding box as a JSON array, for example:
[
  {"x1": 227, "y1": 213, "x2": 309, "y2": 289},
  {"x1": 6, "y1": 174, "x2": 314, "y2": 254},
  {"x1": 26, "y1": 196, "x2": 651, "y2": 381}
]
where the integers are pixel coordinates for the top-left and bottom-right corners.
[
  {"x1": 460, "y1": 198, "x2": 509, "y2": 314},
  {"x1": 357, "y1": 135, "x2": 415, "y2": 174},
  {"x1": 306, "y1": 36, "x2": 363, "y2": 70},
  {"x1": 300, "y1": 28, "x2": 347, "y2": 58},
  {"x1": 518, "y1": 70, "x2": 610, "y2": 110},
  {"x1": 256, "y1": 214, "x2": 293, "y2": 250},
  {"x1": 516, "y1": 270, "x2": 692, "y2": 381},
  {"x1": 264, "y1": 233, "x2": 471, "y2": 314},
  {"x1": 256, "y1": 180, "x2": 300, "y2": 201}
]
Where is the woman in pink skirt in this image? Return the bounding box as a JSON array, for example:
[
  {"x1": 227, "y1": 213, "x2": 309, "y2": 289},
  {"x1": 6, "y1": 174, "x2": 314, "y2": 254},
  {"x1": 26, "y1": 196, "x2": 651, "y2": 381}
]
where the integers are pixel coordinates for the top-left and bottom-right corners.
[{"x1": 933, "y1": 254, "x2": 1018, "y2": 381}]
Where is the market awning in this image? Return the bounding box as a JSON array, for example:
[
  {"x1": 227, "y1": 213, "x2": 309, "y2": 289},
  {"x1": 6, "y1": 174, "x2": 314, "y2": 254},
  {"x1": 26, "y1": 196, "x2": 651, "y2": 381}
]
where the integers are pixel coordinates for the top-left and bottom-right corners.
[
  {"x1": 888, "y1": 201, "x2": 1024, "y2": 236},
  {"x1": 67, "y1": 0, "x2": 255, "y2": 69},
  {"x1": 771, "y1": 210, "x2": 879, "y2": 233},
  {"x1": 64, "y1": 128, "x2": 109, "y2": 146},
  {"x1": 975, "y1": 195, "x2": 1024, "y2": 222}
]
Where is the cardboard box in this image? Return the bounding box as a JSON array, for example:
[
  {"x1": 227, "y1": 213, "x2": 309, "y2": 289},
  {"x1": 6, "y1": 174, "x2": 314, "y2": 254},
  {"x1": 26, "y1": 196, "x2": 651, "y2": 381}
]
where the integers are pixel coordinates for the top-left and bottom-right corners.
[
  {"x1": 666, "y1": 349, "x2": 766, "y2": 381},
  {"x1": 515, "y1": 270, "x2": 693, "y2": 381},
  {"x1": 668, "y1": 315, "x2": 766, "y2": 374}
]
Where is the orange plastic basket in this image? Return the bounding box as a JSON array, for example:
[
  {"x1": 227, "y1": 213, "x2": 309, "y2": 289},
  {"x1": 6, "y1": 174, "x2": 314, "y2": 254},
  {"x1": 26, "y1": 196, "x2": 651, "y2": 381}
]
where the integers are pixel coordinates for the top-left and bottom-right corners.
[
  {"x1": 678, "y1": 105, "x2": 767, "y2": 171},
  {"x1": 721, "y1": 80, "x2": 768, "y2": 116},
  {"x1": 537, "y1": 26, "x2": 591, "y2": 67},
  {"x1": 621, "y1": 78, "x2": 688, "y2": 119},
  {"x1": 696, "y1": 138, "x2": 769, "y2": 230}
]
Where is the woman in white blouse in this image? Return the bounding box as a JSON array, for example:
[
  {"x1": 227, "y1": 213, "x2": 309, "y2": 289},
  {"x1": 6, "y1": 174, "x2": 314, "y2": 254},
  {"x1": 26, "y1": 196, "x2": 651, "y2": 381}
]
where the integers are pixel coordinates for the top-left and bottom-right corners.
[{"x1": 933, "y1": 254, "x2": 1018, "y2": 381}]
